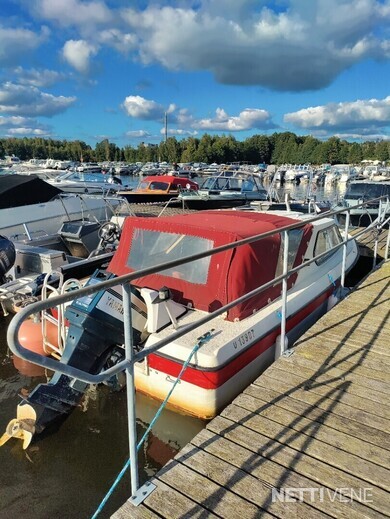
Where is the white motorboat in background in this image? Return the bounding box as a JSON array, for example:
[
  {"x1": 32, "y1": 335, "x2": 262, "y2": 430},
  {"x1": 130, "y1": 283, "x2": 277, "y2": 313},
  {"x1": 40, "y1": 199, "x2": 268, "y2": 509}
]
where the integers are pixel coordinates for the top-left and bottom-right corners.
[
  {"x1": 46, "y1": 170, "x2": 125, "y2": 194},
  {"x1": 334, "y1": 180, "x2": 390, "y2": 225},
  {"x1": 179, "y1": 171, "x2": 268, "y2": 209},
  {"x1": 0, "y1": 174, "x2": 125, "y2": 239}
]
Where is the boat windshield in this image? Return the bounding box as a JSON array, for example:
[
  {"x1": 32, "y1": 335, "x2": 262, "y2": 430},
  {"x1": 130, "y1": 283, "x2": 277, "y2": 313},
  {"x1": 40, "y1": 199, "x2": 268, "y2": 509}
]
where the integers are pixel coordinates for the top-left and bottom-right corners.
[
  {"x1": 127, "y1": 229, "x2": 214, "y2": 284},
  {"x1": 200, "y1": 175, "x2": 264, "y2": 192},
  {"x1": 346, "y1": 183, "x2": 389, "y2": 199},
  {"x1": 138, "y1": 181, "x2": 170, "y2": 191}
]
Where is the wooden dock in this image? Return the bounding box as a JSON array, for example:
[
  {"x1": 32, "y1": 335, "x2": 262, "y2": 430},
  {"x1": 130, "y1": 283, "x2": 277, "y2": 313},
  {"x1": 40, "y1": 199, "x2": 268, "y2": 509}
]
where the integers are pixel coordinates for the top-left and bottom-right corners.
[
  {"x1": 113, "y1": 260, "x2": 390, "y2": 518},
  {"x1": 350, "y1": 226, "x2": 389, "y2": 259}
]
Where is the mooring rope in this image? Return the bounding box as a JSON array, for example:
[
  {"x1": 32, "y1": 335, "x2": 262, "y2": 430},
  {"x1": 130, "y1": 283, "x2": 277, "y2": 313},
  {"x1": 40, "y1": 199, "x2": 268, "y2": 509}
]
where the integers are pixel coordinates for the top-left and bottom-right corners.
[{"x1": 91, "y1": 330, "x2": 214, "y2": 519}]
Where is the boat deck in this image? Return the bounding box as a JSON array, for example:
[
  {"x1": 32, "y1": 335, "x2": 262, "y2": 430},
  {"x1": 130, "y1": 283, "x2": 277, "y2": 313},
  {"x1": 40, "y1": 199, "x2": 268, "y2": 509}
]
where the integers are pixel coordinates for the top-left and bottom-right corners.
[{"x1": 113, "y1": 260, "x2": 390, "y2": 518}]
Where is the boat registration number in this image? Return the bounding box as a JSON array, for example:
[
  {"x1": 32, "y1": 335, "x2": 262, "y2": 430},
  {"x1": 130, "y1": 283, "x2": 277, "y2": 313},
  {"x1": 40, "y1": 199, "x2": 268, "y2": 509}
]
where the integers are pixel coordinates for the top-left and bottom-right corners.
[{"x1": 233, "y1": 329, "x2": 255, "y2": 349}]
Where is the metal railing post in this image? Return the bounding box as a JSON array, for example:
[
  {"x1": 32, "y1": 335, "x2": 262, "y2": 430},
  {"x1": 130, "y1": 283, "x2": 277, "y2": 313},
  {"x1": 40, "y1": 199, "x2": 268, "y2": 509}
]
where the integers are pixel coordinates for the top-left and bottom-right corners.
[
  {"x1": 340, "y1": 209, "x2": 350, "y2": 289},
  {"x1": 372, "y1": 200, "x2": 382, "y2": 270},
  {"x1": 122, "y1": 282, "x2": 139, "y2": 495},
  {"x1": 279, "y1": 230, "x2": 289, "y2": 357}
]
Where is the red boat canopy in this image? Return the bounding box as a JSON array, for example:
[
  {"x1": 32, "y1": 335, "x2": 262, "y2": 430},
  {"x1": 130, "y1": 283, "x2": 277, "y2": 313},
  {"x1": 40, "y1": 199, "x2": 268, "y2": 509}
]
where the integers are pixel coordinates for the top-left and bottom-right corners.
[{"x1": 108, "y1": 211, "x2": 313, "y2": 321}]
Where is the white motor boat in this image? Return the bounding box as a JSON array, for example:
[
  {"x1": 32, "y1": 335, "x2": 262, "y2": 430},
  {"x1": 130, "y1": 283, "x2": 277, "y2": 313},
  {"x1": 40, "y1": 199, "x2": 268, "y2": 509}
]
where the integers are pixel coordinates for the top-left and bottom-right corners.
[
  {"x1": 179, "y1": 171, "x2": 268, "y2": 209},
  {"x1": 325, "y1": 164, "x2": 358, "y2": 184},
  {"x1": 334, "y1": 180, "x2": 390, "y2": 225},
  {"x1": 0, "y1": 174, "x2": 125, "y2": 239},
  {"x1": 46, "y1": 170, "x2": 124, "y2": 195},
  {"x1": 1, "y1": 208, "x2": 359, "y2": 444}
]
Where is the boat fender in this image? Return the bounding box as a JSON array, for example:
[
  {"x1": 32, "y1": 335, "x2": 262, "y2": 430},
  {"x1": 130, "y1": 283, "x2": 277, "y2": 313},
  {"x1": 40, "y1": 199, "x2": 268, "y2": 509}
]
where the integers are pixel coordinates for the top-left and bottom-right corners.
[
  {"x1": 18, "y1": 318, "x2": 59, "y2": 356},
  {"x1": 327, "y1": 292, "x2": 340, "y2": 311}
]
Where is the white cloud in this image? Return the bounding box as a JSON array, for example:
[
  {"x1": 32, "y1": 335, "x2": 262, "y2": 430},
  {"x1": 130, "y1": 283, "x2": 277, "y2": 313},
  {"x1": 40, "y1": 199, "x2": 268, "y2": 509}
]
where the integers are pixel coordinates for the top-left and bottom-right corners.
[
  {"x1": 0, "y1": 115, "x2": 51, "y2": 136},
  {"x1": 333, "y1": 132, "x2": 390, "y2": 141},
  {"x1": 160, "y1": 128, "x2": 199, "y2": 136},
  {"x1": 122, "y1": 95, "x2": 275, "y2": 133},
  {"x1": 284, "y1": 97, "x2": 390, "y2": 131},
  {"x1": 12, "y1": 67, "x2": 67, "y2": 87},
  {"x1": 122, "y1": 95, "x2": 166, "y2": 120},
  {"x1": 26, "y1": 1, "x2": 390, "y2": 91},
  {"x1": 0, "y1": 116, "x2": 32, "y2": 127},
  {"x1": 62, "y1": 40, "x2": 98, "y2": 73},
  {"x1": 98, "y1": 29, "x2": 137, "y2": 53},
  {"x1": 31, "y1": 0, "x2": 112, "y2": 28},
  {"x1": 7, "y1": 127, "x2": 50, "y2": 136},
  {"x1": 125, "y1": 130, "x2": 151, "y2": 138},
  {"x1": 118, "y1": 0, "x2": 390, "y2": 91},
  {"x1": 0, "y1": 82, "x2": 76, "y2": 117},
  {"x1": 193, "y1": 108, "x2": 273, "y2": 131},
  {"x1": 0, "y1": 25, "x2": 49, "y2": 66}
]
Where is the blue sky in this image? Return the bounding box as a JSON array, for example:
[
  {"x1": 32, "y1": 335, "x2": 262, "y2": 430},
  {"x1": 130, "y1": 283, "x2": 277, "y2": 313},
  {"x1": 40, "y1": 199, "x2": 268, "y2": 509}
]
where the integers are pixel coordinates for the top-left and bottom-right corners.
[{"x1": 1, "y1": 0, "x2": 390, "y2": 148}]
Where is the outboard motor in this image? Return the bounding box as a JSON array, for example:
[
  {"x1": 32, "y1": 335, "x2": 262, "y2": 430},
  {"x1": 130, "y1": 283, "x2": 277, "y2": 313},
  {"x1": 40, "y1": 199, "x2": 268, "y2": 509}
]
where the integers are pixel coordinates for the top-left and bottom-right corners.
[
  {"x1": 0, "y1": 269, "x2": 148, "y2": 447},
  {"x1": 0, "y1": 235, "x2": 16, "y2": 283}
]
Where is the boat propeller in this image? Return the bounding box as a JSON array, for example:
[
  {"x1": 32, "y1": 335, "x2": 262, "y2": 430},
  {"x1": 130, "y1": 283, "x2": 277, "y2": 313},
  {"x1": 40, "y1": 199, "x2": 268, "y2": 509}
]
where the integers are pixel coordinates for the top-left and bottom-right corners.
[{"x1": 0, "y1": 404, "x2": 36, "y2": 450}]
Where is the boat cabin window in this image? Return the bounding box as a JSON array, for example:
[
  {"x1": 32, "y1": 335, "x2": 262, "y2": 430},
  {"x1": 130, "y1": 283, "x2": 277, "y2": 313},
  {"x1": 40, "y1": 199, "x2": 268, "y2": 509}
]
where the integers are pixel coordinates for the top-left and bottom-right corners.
[
  {"x1": 275, "y1": 229, "x2": 304, "y2": 277},
  {"x1": 314, "y1": 225, "x2": 342, "y2": 264},
  {"x1": 127, "y1": 229, "x2": 213, "y2": 284},
  {"x1": 148, "y1": 181, "x2": 170, "y2": 191}
]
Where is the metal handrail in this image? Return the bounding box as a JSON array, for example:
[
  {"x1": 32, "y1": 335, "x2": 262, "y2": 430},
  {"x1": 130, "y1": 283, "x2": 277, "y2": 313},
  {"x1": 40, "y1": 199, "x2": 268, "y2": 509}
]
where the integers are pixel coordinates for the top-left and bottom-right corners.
[{"x1": 6, "y1": 195, "x2": 389, "y2": 383}]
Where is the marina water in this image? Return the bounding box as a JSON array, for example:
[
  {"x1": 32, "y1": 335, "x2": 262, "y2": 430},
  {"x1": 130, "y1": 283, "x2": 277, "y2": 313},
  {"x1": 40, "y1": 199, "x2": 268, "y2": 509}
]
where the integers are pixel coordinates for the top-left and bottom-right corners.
[{"x1": 0, "y1": 178, "x2": 348, "y2": 518}]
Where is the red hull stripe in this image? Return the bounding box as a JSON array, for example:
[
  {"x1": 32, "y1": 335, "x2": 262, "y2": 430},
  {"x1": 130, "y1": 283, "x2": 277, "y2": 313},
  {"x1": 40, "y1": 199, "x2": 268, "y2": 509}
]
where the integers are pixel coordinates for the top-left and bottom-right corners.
[{"x1": 148, "y1": 286, "x2": 333, "y2": 389}]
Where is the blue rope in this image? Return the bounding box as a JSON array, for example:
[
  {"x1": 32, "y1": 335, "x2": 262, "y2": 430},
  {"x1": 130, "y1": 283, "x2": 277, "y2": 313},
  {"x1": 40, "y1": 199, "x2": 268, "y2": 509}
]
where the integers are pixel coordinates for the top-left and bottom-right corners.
[
  {"x1": 328, "y1": 273, "x2": 336, "y2": 287},
  {"x1": 91, "y1": 331, "x2": 213, "y2": 519},
  {"x1": 328, "y1": 273, "x2": 339, "y2": 296}
]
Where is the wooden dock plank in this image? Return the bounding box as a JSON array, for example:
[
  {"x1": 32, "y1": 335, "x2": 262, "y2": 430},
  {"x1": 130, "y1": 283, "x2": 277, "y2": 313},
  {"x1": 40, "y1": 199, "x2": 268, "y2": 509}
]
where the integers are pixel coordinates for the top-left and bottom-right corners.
[
  {"x1": 112, "y1": 502, "x2": 161, "y2": 519},
  {"x1": 275, "y1": 354, "x2": 390, "y2": 395},
  {"x1": 174, "y1": 443, "x2": 328, "y2": 519},
  {"x1": 115, "y1": 261, "x2": 390, "y2": 518},
  {"x1": 157, "y1": 457, "x2": 273, "y2": 519},
  {"x1": 293, "y1": 338, "x2": 390, "y2": 372},
  {"x1": 242, "y1": 379, "x2": 390, "y2": 449},
  {"x1": 265, "y1": 363, "x2": 390, "y2": 406},
  {"x1": 207, "y1": 416, "x2": 390, "y2": 517},
  {"x1": 220, "y1": 403, "x2": 390, "y2": 491},
  {"x1": 253, "y1": 373, "x2": 390, "y2": 425},
  {"x1": 190, "y1": 428, "x2": 384, "y2": 519},
  {"x1": 141, "y1": 479, "x2": 220, "y2": 518},
  {"x1": 349, "y1": 227, "x2": 389, "y2": 258},
  {"x1": 234, "y1": 390, "x2": 390, "y2": 468},
  {"x1": 293, "y1": 348, "x2": 390, "y2": 383}
]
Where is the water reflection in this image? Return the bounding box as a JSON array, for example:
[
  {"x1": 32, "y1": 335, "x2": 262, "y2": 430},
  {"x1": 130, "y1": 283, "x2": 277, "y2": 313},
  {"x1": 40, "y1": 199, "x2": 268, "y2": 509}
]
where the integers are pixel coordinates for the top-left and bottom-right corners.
[{"x1": 0, "y1": 313, "x2": 205, "y2": 518}]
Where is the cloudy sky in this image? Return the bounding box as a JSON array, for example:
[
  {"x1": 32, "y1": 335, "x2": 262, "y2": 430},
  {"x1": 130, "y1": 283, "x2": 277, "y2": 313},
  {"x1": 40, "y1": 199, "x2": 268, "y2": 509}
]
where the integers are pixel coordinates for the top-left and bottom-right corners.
[{"x1": 1, "y1": 0, "x2": 389, "y2": 146}]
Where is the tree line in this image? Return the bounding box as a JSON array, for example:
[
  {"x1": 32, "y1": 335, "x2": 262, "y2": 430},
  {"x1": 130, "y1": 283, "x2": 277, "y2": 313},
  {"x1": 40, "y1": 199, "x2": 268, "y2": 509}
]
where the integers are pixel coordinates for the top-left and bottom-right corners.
[{"x1": 1, "y1": 133, "x2": 389, "y2": 165}]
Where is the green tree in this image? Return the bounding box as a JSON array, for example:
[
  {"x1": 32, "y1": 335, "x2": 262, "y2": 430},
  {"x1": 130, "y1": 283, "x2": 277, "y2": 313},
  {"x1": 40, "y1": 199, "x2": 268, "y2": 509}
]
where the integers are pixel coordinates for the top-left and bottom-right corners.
[
  {"x1": 181, "y1": 137, "x2": 199, "y2": 162},
  {"x1": 375, "y1": 141, "x2": 389, "y2": 162},
  {"x1": 348, "y1": 143, "x2": 363, "y2": 164},
  {"x1": 197, "y1": 134, "x2": 214, "y2": 163}
]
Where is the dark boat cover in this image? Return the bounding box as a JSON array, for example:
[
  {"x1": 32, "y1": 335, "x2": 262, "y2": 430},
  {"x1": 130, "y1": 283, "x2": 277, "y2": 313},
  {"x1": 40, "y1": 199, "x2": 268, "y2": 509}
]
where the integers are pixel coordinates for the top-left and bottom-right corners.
[
  {"x1": 0, "y1": 174, "x2": 63, "y2": 209},
  {"x1": 108, "y1": 210, "x2": 313, "y2": 321}
]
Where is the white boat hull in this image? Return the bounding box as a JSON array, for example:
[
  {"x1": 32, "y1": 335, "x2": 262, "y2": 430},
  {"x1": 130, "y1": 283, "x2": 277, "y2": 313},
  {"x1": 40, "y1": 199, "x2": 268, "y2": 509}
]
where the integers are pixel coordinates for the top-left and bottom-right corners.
[
  {"x1": 134, "y1": 281, "x2": 339, "y2": 418},
  {"x1": 0, "y1": 195, "x2": 122, "y2": 238}
]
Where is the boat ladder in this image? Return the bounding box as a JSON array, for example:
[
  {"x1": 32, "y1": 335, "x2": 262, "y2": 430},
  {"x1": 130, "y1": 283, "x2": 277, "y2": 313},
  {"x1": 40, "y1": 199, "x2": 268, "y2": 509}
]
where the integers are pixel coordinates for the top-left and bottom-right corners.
[{"x1": 40, "y1": 272, "x2": 82, "y2": 358}]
